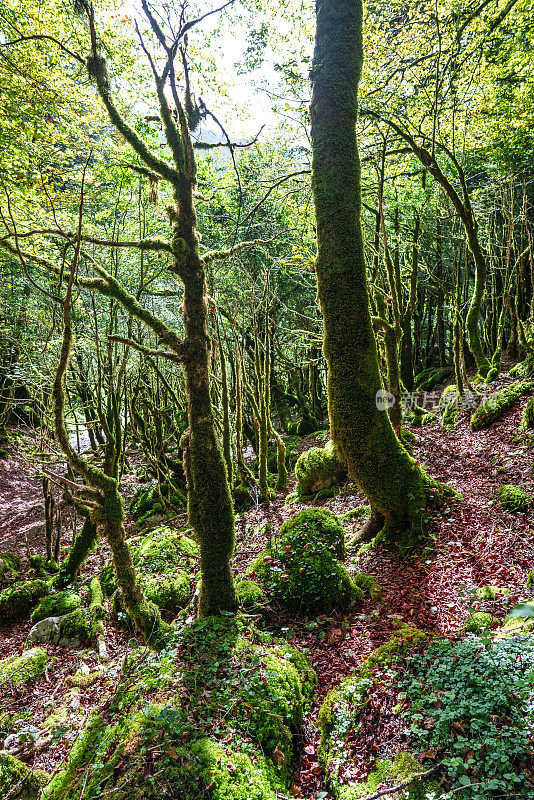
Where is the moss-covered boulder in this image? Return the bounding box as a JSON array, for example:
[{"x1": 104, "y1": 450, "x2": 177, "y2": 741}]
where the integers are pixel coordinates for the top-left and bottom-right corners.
[
  {"x1": 0, "y1": 648, "x2": 48, "y2": 688},
  {"x1": 41, "y1": 617, "x2": 316, "y2": 800},
  {"x1": 30, "y1": 591, "x2": 82, "y2": 623},
  {"x1": 235, "y1": 579, "x2": 266, "y2": 608},
  {"x1": 465, "y1": 611, "x2": 496, "y2": 633},
  {"x1": 495, "y1": 484, "x2": 531, "y2": 512},
  {"x1": 521, "y1": 396, "x2": 534, "y2": 430},
  {"x1": 295, "y1": 439, "x2": 347, "y2": 498},
  {"x1": 129, "y1": 482, "x2": 187, "y2": 522},
  {"x1": 29, "y1": 609, "x2": 93, "y2": 648},
  {"x1": 0, "y1": 553, "x2": 21, "y2": 582},
  {"x1": 106, "y1": 528, "x2": 198, "y2": 621},
  {"x1": 0, "y1": 750, "x2": 50, "y2": 799},
  {"x1": 252, "y1": 508, "x2": 360, "y2": 612},
  {"x1": 470, "y1": 379, "x2": 533, "y2": 431},
  {"x1": 0, "y1": 579, "x2": 49, "y2": 622},
  {"x1": 318, "y1": 627, "x2": 431, "y2": 799}
]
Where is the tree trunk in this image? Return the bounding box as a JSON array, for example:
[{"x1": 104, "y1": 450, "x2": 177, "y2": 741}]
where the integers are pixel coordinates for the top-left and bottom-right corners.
[{"x1": 310, "y1": 0, "x2": 433, "y2": 547}]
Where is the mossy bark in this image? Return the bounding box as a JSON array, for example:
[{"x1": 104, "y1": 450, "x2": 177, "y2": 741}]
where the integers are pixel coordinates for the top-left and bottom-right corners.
[
  {"x1": 310, "y1": 0, "x2": 432, "y2": 546},
  {"x1": 54, "y1": 518, "x2": 98, "y2": 589}
]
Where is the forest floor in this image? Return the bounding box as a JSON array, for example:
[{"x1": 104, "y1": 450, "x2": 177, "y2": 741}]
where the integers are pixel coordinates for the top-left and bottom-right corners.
[{"x1": 1, "y1": 370, "x2": 534, "y2": 798}]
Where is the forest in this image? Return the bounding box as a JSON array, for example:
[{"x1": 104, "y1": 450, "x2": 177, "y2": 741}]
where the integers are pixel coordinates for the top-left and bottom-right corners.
[{"x1": 0, "y1": 0, "x2": 533, "y2": 798}]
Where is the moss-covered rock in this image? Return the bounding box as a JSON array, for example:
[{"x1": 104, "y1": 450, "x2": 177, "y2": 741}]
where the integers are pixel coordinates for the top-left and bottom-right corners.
[
  {"x1": 526, "y1": 571, "x2": 534, "y2": 589},
  {"x1": 58, "y1": 609, "x2": 93, "y2": 647},
  {"x1": 41, "y1": 617, "x2": 316, "y2": 800},
  {"x1": 0, "y1": 750, "x2": 50, "y2": 799},
  {"x1": 352, "y1": 573, "x2": 382, "y2": 602},
  {"x1": 521, "y1": 397, "x2": 534, "y2": 430},
  {"x1": 415, "y1": 367, "x2": 452, "y2": 392},
  {"x1": 465, "y1": 611, "x2": 495, "y2": 633},
  {"x1": 252, "y1": 508, "x2": 359, "y2": 612},
  {"x1": 295, "y1": 440, "x2": 347, "y2": 498},
  {"x1": 0, "y1": 579, "x2": 49, "y2": 622},
  {"x1": 495, "y1": 484, "x2": 531, "y2": 512},
  {"x1": 235, "y1": 579, "x2": 266, "y2": 608},
  {"x1": 106, "y1": 527, "x2": 198, "y2": 615},
  {"x1": 31, "y1": 591, "x2": 82, "y2": 623},
  {"x1": 318, "y1": 627, "x2": 431, "y2": 799},
  {"x1": 0, "y1": 552, "x2": 21, "y2": 581},
  {"x1": 476, "y1": 585, "x2": 511, "y2": 600},
  {"x1": 0, "y1": 648, "x2": 47, "y2": 687},
  {"x1": 130, "y1": 482, "x2": 187, "y2": 522},
  {"x1": 470, "y1": 380, "x2": 533, "y2": 431}
]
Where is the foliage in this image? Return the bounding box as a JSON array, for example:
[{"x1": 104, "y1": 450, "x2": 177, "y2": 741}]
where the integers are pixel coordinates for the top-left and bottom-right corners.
[{"x1": 400, "y1": 635, "x2": 534, "y2": 799}]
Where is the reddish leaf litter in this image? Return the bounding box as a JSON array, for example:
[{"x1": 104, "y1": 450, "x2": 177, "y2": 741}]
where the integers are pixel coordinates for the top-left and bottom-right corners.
[{"x1": 1, "y1": 372, "x2": 534, "y2": 799}]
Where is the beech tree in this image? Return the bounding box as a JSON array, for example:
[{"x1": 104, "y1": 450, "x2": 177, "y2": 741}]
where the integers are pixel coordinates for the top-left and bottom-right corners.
[{"x1": 310, "y1": 0, "x2": 438, "y2": 546}]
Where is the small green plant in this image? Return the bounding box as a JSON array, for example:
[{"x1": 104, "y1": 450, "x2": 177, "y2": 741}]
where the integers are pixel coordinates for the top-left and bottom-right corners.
[{"x1": 399, "y1": 635, "x2": 534, "y2": 799}]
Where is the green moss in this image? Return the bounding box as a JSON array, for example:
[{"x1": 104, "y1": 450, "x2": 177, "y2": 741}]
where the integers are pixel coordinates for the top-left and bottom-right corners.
[
  {"x1": 526, "y1": 571, "x2": 534, "y2": 589},
  {"x1": 0, "y1": 579, "x2": 49, "y2": 621},
  {"x1": 191, "y1": 738, "x2": 283, "y2": 800},
  {"x1": 339, "y1": 506, "x2": 370, "y2": 523},
  {"x1": 0, "y1": 552, "x2": 21, "y2": 580},
  {"x1": 352, "y1": 573, "x2": 382, "y2": 601},
  {"x1": 360, "y1": 626, "x2": 429, "y2": 678},
  {"x1": 106, "y1": 527, "x2": 198, "y2": 614},
  {"x1": 339, "y1": 751, "x2": 428, "y2": 799},
  {"x1": 41, "y1": 619, "x2": 315, "y2": 800},
  {"x1": 58, "y1": 608, "x2": 93, "y2": 646},
  {"x1": 0, "y1": 750, "x2": 50, "y2": 799},
  {"x1": 235, "y1": 579, "x2": 266, "y2": 608},
  {"x1": 0, "y1": 647, "x2": 48, "y2": 687},
  {"x1": 521, "y1": 397, "x2": 534, "y2": 430},
  {"x1": 495, "y1": 484, "x2": 531, "y2": 512},
  {"x1": 252, "y1": 509, "x2": 359, "y2": 612},
  {"x1": 509, "y1": 361, "x2": 529, "y2": 379},
  {"x1": 295, "y1": 440, "x2": 347, "y2": 498},
  {"x1": 414, "y1": 367, "x2": 451, "y2": 392},
  {"x1": 476, "y1": 585, "x2": 511, "y2": 600},
  {"x1": 485, "y1": 367, "x2": 499, "y2": 384},
  {"x1": 31, "y1": 591, "x2": 82, "y2": 623},
  {"x1": 470, "y1": 380, "x2": 533, "y2": 431},
  {"x1": 465, "y1": 611, "x2": 495, "y2": 633}
]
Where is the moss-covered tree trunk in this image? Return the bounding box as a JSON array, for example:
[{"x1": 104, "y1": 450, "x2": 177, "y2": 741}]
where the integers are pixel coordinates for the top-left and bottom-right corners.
[
  {"x1": 171, "y1": 174, "x2": 237, "y2": 617},
  {"x1": 310, "y1": 0, "x2": 433, "y2": 545}
]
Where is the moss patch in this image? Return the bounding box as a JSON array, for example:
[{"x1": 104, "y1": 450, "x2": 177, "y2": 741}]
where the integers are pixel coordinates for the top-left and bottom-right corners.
[
  {"x1": 0, "y1": 579, "x2": 49, "y2": 622},
  {"x1": 470, "y1": 380, "x2": 533, "y2": 431},
  {"x1": 0, "y1": 647, "x2": 48, "y2": 687},
  {"x1": 41, "y1": 617, "x2": 315, "y2": 800},
  {"x1": 235, "y1": 579, "x2": 266, "y2": 608},
  {"x1": 252, "y1": 508, "x2": 359, "y2": 612},
  {"x1": 0, "y1": 552, "x2": 21, "y2": 581},
  {"x1": 465, "y1": 611, "x2": 496, "y2": 633},
  {"x1": 495, "y1": 484, "x2": 531, "y2": 512},
  {"x1": 0, "y1": 750, "x2": 50, "y2": 799},
  {"x1": 295, "y1": 440, "x2": 347, "y2": 498},
  {"x1": 106, "y1": 527, "x2": 198, "y2": 614},
  {"x1": 31, "y1": 591, "x2": 82, "y2": 623}
]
